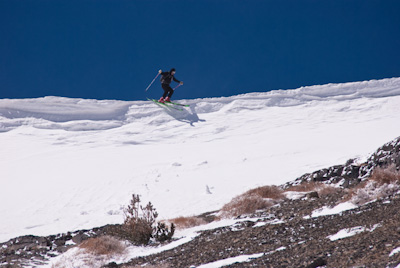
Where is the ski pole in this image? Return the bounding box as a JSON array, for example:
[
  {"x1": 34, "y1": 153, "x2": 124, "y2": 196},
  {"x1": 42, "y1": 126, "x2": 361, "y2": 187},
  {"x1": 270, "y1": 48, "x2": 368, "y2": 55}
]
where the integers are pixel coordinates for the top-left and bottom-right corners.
[
  {"x1": 145, "y1": 72, "x2": 160, "y2": 92},
  {"x1": 173, "y1": 83, "x2": 183, "y2": 90}
]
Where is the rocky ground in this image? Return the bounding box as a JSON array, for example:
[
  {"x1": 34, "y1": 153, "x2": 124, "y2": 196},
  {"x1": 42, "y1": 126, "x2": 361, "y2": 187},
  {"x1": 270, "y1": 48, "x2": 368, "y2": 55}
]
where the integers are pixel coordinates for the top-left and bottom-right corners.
[
  {"x1": 0, "y1": 225, "x2": 113, "y2": 267},
  {"x1": 2, "y1": 136, "x2": 400, "y2": 268},
  {"x1": 119, "y1": 191, "x2": 400, "y2": 268}
]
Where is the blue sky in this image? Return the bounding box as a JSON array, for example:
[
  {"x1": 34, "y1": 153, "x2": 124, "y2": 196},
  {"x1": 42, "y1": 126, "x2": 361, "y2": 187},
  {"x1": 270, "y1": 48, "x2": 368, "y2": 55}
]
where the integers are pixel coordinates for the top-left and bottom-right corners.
[{"x1": 1, "y1": 0, "x2": 400, "y2": 101}]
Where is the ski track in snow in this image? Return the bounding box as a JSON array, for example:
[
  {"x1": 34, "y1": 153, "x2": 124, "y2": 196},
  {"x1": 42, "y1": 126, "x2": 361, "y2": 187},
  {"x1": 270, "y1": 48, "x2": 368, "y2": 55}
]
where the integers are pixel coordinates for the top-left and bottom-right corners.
[{"x1": 1, "y1": 78, "x2": 400, "y2": 243}]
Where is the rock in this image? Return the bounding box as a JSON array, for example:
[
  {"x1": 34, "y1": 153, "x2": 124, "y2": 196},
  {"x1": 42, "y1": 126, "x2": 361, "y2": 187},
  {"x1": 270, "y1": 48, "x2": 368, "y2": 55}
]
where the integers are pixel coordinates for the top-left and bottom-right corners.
[
  {"x1": 0, "y1": 226, "x2": 111, "y2": 267},
  {"x1": 307, "y1": 191, "x2": 319, "y2": 199},
  {"x1": 103, "y1": 262, "x2": 119, "y2": 268},
  {"x1": 306, "y1": 257, "x2": 327, "y2": 268},
  {"x1": 72, "y1": 233, "x2": 87, "y2": 244}
]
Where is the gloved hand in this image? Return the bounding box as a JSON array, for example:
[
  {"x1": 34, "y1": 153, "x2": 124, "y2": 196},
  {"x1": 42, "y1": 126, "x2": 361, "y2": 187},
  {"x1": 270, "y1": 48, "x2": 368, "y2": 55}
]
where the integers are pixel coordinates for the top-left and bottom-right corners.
[
  {"x1": 180, "y1": 81, "x2": 184, "y2": 85},
  {"x1": 158, "y1": 70, "x2": 162, "y2": 74}
]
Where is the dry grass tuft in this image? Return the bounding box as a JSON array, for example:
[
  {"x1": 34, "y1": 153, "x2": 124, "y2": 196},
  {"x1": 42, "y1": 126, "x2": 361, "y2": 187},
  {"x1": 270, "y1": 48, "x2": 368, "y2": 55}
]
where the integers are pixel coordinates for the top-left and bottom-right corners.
[
  {"x1": 285, "y1": 182, "x2": 321, "y2": 192},
  {"x1": 219, "y1": 185, "x2": 284, "y2": 218},
  {"x1": 285, "y1": 182, "x2": 338, "y2": 197},
  {"x1": 341, "y1": 180, "x2": 368, "y2": 203},
  {"x1": 317, "y1": 184, "x2": 339, "y2": 197},
  {"x1": 122, "y1": 265, "x2": 171, "y2": 268},
  {"x1": 349, "y1": 181, "x2": 400, "y2": 206},
  {"x1": 220, "y1": 194, "x2": 273, "y2": 218},
  {"x1": 345, "y1": 165, "x2": 400, "y2": 205},
  {"x1": 245, "y1": 185, "x2": 285, "y2": 200},
  {"x1": 370, "y1": 164, "x2": 400, "y2": 185},
  {"x1": 79, "y1": 236, "x2": 126, "y2": 256},
  {"x1": 169, "y1": 216, "x2": 207, "y2": 229}
]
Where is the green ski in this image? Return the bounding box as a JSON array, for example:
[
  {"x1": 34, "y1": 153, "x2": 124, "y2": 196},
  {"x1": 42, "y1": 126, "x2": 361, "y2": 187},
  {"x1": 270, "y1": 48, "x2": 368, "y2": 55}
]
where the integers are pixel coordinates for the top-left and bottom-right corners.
[
  {"x1": 147, "y1": 98, "x2": 183, "y2": 111},
  {"x1": 165, "y1": 101, "x2": 189, "y2": 107}
]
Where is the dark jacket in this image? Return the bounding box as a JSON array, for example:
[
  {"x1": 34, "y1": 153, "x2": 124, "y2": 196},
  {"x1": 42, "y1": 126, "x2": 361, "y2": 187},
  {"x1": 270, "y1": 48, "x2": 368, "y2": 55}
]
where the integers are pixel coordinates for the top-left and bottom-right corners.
[{"x1": 160, "y1": 71, "x2": 180, "y2": 85}]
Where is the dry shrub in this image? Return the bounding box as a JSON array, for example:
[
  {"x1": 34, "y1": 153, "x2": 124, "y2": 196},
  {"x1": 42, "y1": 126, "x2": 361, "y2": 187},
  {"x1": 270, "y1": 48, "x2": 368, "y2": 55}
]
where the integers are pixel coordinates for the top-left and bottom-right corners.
[
  {"x1": 245, "y1": 185, "x2": 284, "y2": 200},
  {"x1": 170, "y1": 216, "x2": 207, "y2": 229},
  {"x1": 349, "y1": 180, "x2": 399, "y2": 206},
  {"x1": 122, "y1": 194, "x2": 157, "y2": 245},
  {"x1": 79, "y1": 236, "x2": 126, "y2": 256},
  {"x1": 342, "y1": 180, "x2": 369, "y2": 203},
  {"x1": 347, "y1": 165, "x2": 400, "y2": 206},
  {"x1": 349, "y1": 183, "x2": 374, "y2": 206},
  {"x1": 285, "y1": 182, "x2": 338, "y2": 197},
  {"x1": 317, "y1": 184, "x2": 339, "y2": 197},
  {"x1": 349, "y1": 181, "x2": 400, "y2": 206},
  {"x1": 220, "y1": 194, "x2": 273, "y2": 218},
  {"x1": 123, "y1": 264, "x2": 171, "y2": 268},
  {"x1": 219, "y1": 185, "x2": 284, "y2": 218},
  {"x1": 154, "y1": 222, "x2": 175, "y2": 242},
  {"x1": 119, "y1": 194, "x2": 172, "y2": 245},
  {"x1": 285, "y1": 182, "x2": 321, "y2": 192},
  {"x1": 370, "y1": 164, "x2": 400, "y2": 185}
]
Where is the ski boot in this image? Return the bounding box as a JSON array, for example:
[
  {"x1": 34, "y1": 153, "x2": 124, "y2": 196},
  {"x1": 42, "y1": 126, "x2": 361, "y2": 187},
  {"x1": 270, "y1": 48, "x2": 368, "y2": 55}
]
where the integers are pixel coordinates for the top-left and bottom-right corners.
[
  {"x1": 158, "y1": 97, "x2": 165, "y2": 103},
  {"x1": 165, "y1": 97, "x2": 171, "y2": 103}
]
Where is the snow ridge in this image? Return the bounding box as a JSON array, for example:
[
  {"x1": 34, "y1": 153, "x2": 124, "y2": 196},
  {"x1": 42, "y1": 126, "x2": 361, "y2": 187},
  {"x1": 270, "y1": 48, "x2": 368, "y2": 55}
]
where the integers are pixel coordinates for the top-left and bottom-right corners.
[{"x1": 1, "y1": 77, "x2": 399, "y2": 132}]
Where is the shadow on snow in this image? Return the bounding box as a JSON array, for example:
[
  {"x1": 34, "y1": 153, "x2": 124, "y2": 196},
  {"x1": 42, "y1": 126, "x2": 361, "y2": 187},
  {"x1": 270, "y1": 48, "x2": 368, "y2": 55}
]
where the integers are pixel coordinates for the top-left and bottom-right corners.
[{"x1": 162, "y1": 104, "x2": 206, "y2": 126}]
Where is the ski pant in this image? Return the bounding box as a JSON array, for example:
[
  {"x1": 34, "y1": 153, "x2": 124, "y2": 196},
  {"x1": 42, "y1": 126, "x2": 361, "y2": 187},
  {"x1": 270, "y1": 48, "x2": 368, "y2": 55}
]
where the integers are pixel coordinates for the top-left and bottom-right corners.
[{"x1": 162, "y1": 84, "x2": 174, "y2": 99}]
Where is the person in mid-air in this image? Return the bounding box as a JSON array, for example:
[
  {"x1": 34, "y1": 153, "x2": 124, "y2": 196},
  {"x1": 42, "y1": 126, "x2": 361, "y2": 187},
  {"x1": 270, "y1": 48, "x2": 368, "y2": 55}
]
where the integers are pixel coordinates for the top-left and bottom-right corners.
[{"x1": 158, "y1": 68, "x2": 183, "y2": 103}]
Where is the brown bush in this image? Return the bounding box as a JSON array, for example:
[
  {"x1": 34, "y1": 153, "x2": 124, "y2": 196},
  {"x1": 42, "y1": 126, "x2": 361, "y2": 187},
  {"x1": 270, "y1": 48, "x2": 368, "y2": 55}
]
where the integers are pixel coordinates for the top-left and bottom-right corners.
[
  {"x1": 154, "y1": 222, "x2": 175, "y2": 242},
  {"x1": 370, "y1": 164, "x2": 400, "y2": 185},
  {"x1": 220, "y1": 194, "x2": 273, "y2": 218},
  {"x1": 117, "y1": 194, "x2": 174, "y2": 245},
  {"x1": 285, "y1": 182, "x2": 320, "y2": 192},
  {"x1": 79, "y1": 236, "x2": 126, "y2": 256},
  {"x1": 285, "y1": 182, "x2": 338, "y2": 197},
  {"x1": 245, "y1": 185, "x2": 284, "y2": 200},
  {"x1": 122, "y1": 264, "x2": 171, "y2": 268},
  {"x1": 219, "y1": 185, "x2": 284, "y2": 218},
  {"x1": 343, "y1": 165, "x2": 400, "y2": 205},
  {"x1": 121, "y1": 194, "x2": 158, "y2": 245},
  {"x1": 341, "y1": 180, "x2": 369, "y2": 203},
  {"x1": 170, "y1": 216, "x2": 207, "y2": 229},
  {"x1": 317, "y1": 184, "x2": 339, "y2": 196}
]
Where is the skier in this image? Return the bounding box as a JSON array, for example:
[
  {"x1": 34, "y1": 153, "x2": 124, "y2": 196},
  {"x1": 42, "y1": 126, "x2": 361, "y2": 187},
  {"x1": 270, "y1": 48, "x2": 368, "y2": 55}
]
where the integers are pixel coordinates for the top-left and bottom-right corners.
[{"x1": 158, "y1": 68, "x2": 183, "y2": 103}]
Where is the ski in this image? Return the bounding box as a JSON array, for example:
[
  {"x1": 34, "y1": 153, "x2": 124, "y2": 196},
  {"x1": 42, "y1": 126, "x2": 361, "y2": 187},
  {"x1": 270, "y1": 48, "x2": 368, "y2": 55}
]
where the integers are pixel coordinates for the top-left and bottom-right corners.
[
  {"x1": 165, "y1": 101, "x2": 189, "y2": 107},
  {"x1": 147, "y1": 98, "x2": 183, "y2": 111}
]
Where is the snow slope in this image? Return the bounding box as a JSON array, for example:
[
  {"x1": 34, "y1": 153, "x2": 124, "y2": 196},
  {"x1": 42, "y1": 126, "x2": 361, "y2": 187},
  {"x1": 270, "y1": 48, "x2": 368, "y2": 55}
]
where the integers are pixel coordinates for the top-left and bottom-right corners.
[{"x1": 1, "y1": 77, "x2": 400, "y2": 243}]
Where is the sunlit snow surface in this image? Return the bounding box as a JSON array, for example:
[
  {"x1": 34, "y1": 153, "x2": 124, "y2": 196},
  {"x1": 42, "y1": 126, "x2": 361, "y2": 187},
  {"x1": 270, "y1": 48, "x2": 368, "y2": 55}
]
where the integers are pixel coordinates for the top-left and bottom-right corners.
[
  {"x1": 1, "y1": 78, "x2": 400, "y2": 243},
  {"x1": 308, "y1": 201, "x2": 358, "y2": 218},
  {"x1": 327, "y1": 224, "x2": 381, "y2": 241}
]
